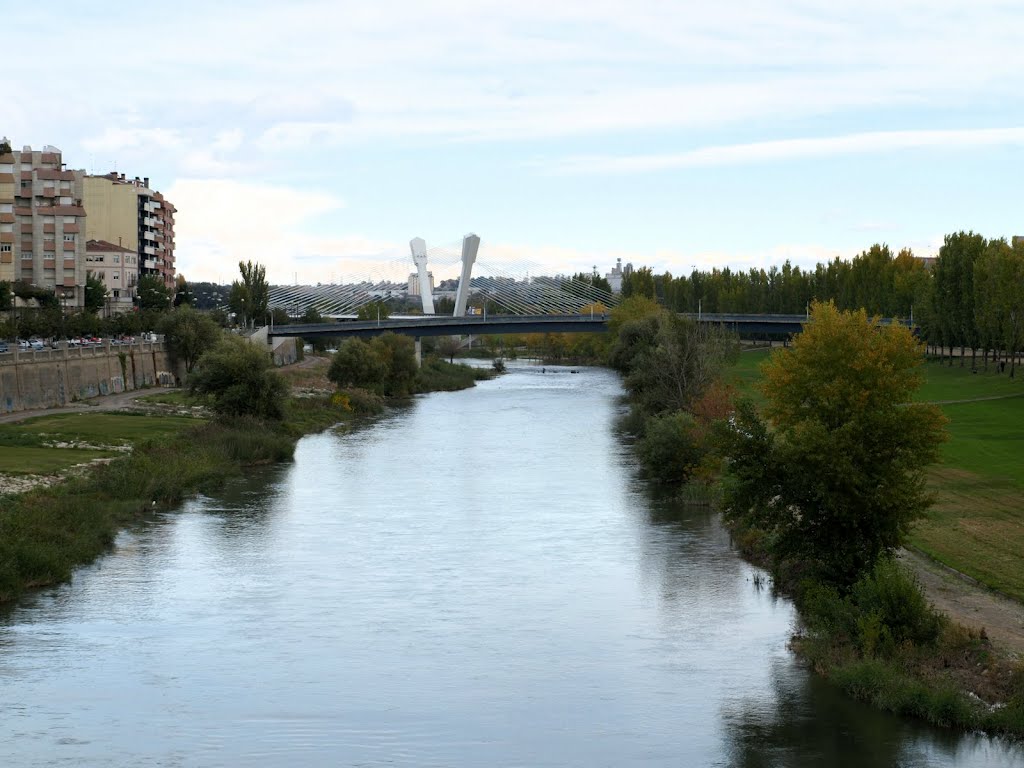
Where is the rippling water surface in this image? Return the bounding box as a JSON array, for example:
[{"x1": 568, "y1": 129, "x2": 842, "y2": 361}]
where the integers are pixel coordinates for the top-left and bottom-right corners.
[{"x1": 1, "y1": 362, "x2": 1020, "y2": 766}]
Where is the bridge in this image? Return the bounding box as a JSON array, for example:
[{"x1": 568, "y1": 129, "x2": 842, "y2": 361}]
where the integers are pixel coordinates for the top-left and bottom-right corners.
[
  {"x1": 268, "y1": 234, "x2": 619, "y2": 320},
  {"x1": 269, "y1": 311, "x2": 912, "y2": 345},
  {"x1": 272, "y1": 313, "x2": 609, "y2": 341}
]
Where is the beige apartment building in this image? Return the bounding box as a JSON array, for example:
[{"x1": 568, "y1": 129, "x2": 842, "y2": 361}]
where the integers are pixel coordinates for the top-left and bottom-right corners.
[
  {"x1": 85, "y1": 239, "x2": 138, "y2": 314},
  {"x1": 84, "y1": 172, "x2": 176, "y2": 290},
  {"x1": 0, "y1": 139, "x2": 87, "y2": 307}
]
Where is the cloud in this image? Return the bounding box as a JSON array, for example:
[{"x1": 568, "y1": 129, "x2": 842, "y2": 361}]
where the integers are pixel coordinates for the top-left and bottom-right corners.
[
  {"x1": 168, "y1": 178, "x2": 359, "y2": 283},
  {"x1": 553, "y1": 127, "x2": 1024, "y2": 174}
]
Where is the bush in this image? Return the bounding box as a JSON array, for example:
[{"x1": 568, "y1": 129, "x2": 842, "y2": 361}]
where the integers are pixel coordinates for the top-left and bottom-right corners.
[
  {"x1": 635, "y1": 410, "x2": 704, "y2": 485},
  {"x1": 189, "y1": 336, "x2": 288, "y2": 421}
]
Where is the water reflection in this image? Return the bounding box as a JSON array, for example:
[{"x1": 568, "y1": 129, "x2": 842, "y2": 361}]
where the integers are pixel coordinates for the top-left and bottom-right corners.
[{"x1": 0, "y1": 364, "x2": 1020, "y2": 766}]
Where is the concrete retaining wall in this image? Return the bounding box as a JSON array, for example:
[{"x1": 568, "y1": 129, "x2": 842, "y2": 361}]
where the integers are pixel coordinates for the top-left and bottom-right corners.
[{"x1": 0, "y1": 342, "x2": 176, "y2": 414}]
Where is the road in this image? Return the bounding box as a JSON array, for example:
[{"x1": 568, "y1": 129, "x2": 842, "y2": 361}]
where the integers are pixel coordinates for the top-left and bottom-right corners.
[{"x1": 0, "y1": 387, "x2": 176, "y2": 425}]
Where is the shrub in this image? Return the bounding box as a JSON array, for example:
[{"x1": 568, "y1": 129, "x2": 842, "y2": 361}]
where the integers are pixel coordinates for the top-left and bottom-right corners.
[
  {"x1": 189, "y1": 335, "x2": 288, "y2": 421},
  {"x1": 635, "y1": 410, "x2": 704, "y2": 485}
]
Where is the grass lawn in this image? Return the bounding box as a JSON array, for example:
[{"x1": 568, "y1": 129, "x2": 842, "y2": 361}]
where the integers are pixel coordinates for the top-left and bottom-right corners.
[
  {"x1": 0, "y1": 446, "x2": 120, "y2": 474},
  {"x1": 0, "y1": 413, "x2": 203, "y2": 477},
  {"x1": 724, "y1": 347, "x2": 1024, "y2": 600},
  {"x1": 5, "y1": 412, "x2": 201, "y2": 447}
]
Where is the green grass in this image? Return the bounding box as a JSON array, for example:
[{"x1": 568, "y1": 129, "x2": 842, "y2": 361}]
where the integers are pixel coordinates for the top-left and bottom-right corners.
[
  {"x1": 725, "y1": 348, "x2": 770, "y2": 405},
  {"x1": 3, "y1": 412, "x2": 202, "y2": 447},
  {"x1": 0, "y1": 446, "x2": 120, "y2": 474},
  {"x1": 914, "y1": 359, "x2": 1024, "y2": 403},
  {"x1": 0, "y1": 413, "x2": 203, "y2": 476}
]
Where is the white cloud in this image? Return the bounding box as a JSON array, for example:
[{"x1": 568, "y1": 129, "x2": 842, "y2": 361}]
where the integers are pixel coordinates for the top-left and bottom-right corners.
[{"x1": 553, "y1": 127, "x2": 1024, "y2": 174}]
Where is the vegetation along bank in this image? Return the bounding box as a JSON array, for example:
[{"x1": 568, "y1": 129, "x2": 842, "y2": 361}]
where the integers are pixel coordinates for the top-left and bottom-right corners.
[
  {"x1": 0, "y1": 325, "x2": 491, "y2": 605},
  {"x1": 606, "y1": 295, "x2": 1024, "y2": 737}
]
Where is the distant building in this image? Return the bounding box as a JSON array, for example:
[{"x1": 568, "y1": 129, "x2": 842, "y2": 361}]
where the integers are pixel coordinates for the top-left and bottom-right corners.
[
  {"x1": 85, "y1": 239, "x2": 138, "y2": 314},
  {"x1": 408, "y1": 271, "x2": 434, "y2": 296},
  {"x1": 0, "y1": 140, "x2": 87, "y2": 307},
  {"x1": 84, "y1": 172, "x2": 176, "y2": 290},
  {"x1": 606, "y1": 258, "x2": 631, "y2": 294}
]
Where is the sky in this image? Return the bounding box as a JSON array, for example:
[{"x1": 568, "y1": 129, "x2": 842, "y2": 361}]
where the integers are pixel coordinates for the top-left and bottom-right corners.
[{"x1": 5, "y1": 0, "x2": 1024, "y2": 286}]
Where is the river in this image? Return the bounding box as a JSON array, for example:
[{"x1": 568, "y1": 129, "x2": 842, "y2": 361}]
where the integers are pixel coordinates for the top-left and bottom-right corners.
[{"x1": 1, "y1": 362, "x2": 1020, "y2": 766}]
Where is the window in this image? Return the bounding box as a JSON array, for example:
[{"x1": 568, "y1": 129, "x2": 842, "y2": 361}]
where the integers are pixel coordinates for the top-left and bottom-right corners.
[
  {"x1": 0, "y1": 223, "x2": 12, "y2": 233},
  {"x1": 63, "y1": 234, "x2": 75, "y2": 242},
  {"x1": 0, "y1": 203, "x2": 12, "y2": 213},
  {"x1": 113, "y1": 254, "x2": 120, "y2": 264},
  {"x1": 0, "y1": 244, "x2": 11, "y2": 253},
  {"x1": 21, "y1": 251, "x2": 33, "y2": 260},
  {"x1": 59, "y1": 196, "x2": 73, "y2": 206},
  {"x1": 112, "y1": 272, "x2": 120, "y2": 280},
  {"x1": 62, "y1": 216, "x2": 75, "y2": 224}
]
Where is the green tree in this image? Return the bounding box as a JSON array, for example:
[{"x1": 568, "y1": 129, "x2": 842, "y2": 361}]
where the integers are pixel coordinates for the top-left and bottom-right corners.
[
  {"x1": 84, "y1": 271, "x2": 107, "y2": 314},
  {"x1": 0, "y1": 281, "x2": 12, "y2": 311},
  {"x1": 228, "y1": 281, "x2": 251, "y2": 327},
  {"x1": 356, "y1": 301, "x2": 391, "y2": 321},
  {"x1": 159, "y1": 305, "x2": 223, "y2": 373},
  {"x1": 327, "y1": 338, "x2": 388, "y2": 389},
  {"x1": 236, "y1": 260, "x2": 269, "y2": 326},
  {"x1": 189, "y1": 335, "x2": 287, "y2": 420},
  {"x1": 933, "y1": 231, "x2": 986, "y2": 367},
  {"x1": 371, "y1": 332, "x2": 418, "y2": 396},
  {"x1": 720, "y1": 301, "x2": 947, "y2": 588},
  {"x1": 137, "y1": 274, "x2": 172, "y2": 311}
]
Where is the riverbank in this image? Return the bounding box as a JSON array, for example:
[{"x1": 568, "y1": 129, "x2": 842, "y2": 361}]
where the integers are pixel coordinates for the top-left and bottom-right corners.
[
  {"x1": 720, "y1": 347, "x2": 1024, "y2": 736},
  {"x1": 0, "y1": 355, "x2": 489, "y2": 604}
]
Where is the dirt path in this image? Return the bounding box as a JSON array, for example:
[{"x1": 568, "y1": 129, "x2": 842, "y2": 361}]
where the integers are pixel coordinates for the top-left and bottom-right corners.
[
  {"x1": 0, "y1": 387, "x2": 176, "y2": 425},
  {"x1": 901, "y1": 549, "x2": 1024, "y2": 657}
]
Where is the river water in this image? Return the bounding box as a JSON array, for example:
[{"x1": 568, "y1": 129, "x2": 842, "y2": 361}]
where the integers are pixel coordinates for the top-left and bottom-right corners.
[{"x1": 1, "y1": 363, "x2": 1021, "y2": 766}]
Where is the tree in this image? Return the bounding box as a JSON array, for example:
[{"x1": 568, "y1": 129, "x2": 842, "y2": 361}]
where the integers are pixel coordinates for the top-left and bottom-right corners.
[
  {"x1": 236, "y1": 260, "x2": 269, "y2": 326},
  {"x1": 189, "y1": 335, "x2": 288, "y2": 420},
  {"x1": 356, "y1": 301, "x2": 391, "y2": 321},
  {"x1": 84, "y1": 271, "x2": 107, "y2": 314},
  {"x1": 720, "y1": 301, "x2": 947, "y2": 588},
  {"x1": 228, "y1": 281, "x2": 251, "y2": 327},
  {"x1": 437, "y1": 335, "x2": 463, "y2": 363},
  {"x1": 173, "y1": 275, "x2": 194, "y2": 307},
  {"x1": 0, "y1": 281, "x2": 12, "y2": 311},
  {"x1": 371, "y1": 332, "x2": 418, "y2": 396},
  {"x1": 328, "y1": 338, "x2": 387, "y2": 389},
  {"x1": 159, "y1": 305, "x2": 223, "y2": 373},
  {"x1": 137, "y1": 274, "x2": 172, "y2": 311}
]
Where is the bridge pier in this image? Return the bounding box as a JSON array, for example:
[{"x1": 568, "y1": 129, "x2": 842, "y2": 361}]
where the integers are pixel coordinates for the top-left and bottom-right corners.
[
  {"x1": 410, "y1": 237, "x2": 435, "y2": 315},
  {"x1": 414, "y1": 337, "x2": 422, "y2": 368},
  {"x1": 453, "y1": 234, "x2": 480, "y2": 317}
]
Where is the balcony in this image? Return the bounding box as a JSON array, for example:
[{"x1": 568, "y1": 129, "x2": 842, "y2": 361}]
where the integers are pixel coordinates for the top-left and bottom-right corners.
[
  {"x1": 144, "y1": 245, "x2": 155, "y2": 255},
  {"x1": 143, "y1": 230, "x2": 156, "y2": 241}
]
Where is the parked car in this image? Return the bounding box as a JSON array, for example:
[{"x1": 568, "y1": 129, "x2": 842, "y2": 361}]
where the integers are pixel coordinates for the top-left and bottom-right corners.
[
  {"x1": 0, "y1": 341, "x2": 9, "y2": 354},
  {"x1": 29, "y1": 339, "x2": 45, "y2": 351}
]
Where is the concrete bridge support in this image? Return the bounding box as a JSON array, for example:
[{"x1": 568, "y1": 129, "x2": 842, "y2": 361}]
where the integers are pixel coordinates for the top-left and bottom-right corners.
[
  {"x1": 414, "y1": 337, "x2": 422, "y2": 368},
  {"x1": 453, "y1": 233, "x2": 480, "y2": 317},
  {"x1": 410, "y1": 237, "x2": 435, "y2": 315}
]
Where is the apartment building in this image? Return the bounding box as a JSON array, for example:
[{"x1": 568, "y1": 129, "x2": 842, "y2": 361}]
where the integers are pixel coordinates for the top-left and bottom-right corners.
[
  {"x1": 84, "y1": 172, "x2": 176, "y2": 290},
  {"x1": 0, "y1": 139, "x2": 87, "y2": 306},
  {"x1": 85, "y1": 239, "x2": 138, "y2": 314}
]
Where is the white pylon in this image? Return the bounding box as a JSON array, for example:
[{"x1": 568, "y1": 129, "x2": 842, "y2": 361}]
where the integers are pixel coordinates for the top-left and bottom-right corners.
[{"x1": 409, "y1": 237, "x2": 435, "y2": 315}]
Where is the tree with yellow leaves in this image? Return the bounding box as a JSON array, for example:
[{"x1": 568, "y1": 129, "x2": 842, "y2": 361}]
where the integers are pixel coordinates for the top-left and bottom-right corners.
[{"x1": 721, "y1": 301, "x2": 947, "y2": 588}]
